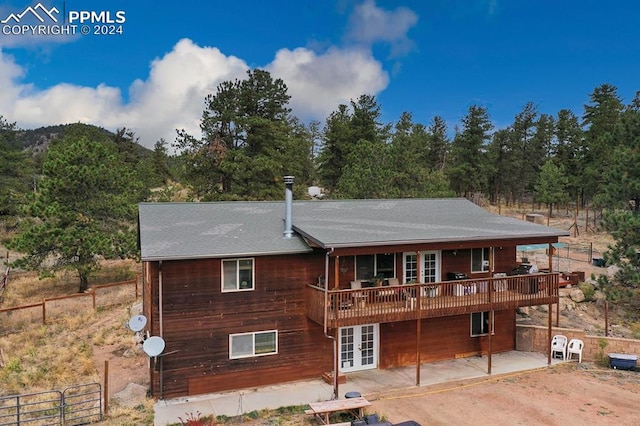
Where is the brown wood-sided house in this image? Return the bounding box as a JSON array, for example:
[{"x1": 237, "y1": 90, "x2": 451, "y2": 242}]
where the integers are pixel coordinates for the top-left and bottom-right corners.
[{"x1": 138, "y1": 178, "x2": 569, "y2": 400}]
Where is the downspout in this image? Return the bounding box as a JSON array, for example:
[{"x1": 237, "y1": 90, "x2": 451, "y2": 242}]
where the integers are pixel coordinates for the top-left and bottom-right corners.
[
  {"x1": 158, "y1": 260, "x2": 164, "y2": 337},
  {"x1": 323, "y1": 247, "x2": 337, "y2": 399},
  {"x1": 158, "y1": 260, "x2": 164, "y2": 399}
]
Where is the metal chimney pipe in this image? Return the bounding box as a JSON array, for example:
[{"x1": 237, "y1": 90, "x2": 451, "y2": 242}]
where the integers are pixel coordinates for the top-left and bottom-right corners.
[{"x1": 283, "y1": 176, "x2": 294, "y2": 238}]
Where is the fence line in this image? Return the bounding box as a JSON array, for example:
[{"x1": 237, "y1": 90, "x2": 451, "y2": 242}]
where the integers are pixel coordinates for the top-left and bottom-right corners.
[{"x1": 0, "y1": 278, "x2": 138, "y2": 333}]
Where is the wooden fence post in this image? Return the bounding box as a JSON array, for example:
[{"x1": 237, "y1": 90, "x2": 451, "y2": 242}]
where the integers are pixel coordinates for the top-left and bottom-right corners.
[
  {"x1": 103, "y1": 360, "x2": 109, "y2": 415},
  {"x1": 42, "y1": 299, "x2": 46, "y2": 324}
]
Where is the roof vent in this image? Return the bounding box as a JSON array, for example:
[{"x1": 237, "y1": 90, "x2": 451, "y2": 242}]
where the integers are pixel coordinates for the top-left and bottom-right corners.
[{"x1": 284, "y1": 176, "x2": 294, "y2": 238}]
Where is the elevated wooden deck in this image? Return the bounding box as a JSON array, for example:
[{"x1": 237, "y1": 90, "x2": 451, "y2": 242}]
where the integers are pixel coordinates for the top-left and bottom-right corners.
[{"x1": 306, "y1": 273, "x2": 559, "y2": 328}]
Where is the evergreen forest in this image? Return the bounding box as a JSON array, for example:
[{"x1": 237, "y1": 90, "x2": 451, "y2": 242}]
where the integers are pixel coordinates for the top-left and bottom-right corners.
[{"x1": 1, "y1": 70, "x2": 640, "y2": 308}]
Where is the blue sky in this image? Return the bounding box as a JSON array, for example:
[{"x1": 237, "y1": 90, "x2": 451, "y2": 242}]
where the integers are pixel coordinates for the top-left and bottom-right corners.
[{"x1": 0, "y1": 0, "x2": 638, "y2": 149}]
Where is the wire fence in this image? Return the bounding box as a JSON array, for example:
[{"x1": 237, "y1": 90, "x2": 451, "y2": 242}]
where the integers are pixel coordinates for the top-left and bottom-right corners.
[
  {"x1": 0, "y1": 278, "x2": 139, "y2": 335},
  {"x1": 520, "y1": 241, "x2": 605, "y2": 278}
]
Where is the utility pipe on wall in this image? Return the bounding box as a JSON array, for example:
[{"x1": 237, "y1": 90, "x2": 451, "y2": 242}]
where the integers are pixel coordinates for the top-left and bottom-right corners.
[{"x1": 323, "y1": 247, "x2": 338, "y2": 399}]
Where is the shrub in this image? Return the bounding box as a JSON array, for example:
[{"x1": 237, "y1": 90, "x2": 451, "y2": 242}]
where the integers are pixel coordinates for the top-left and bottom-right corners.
[
  {"x1": 594, "y1": 338, "x2": 609, "y2": 367},
  {"x1": 578, "y1": 282, "x2": 596, "y2": 301}
]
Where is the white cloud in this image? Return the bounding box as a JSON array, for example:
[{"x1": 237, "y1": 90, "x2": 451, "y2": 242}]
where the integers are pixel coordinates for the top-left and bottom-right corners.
[
  {"x1": 0, "y1": 50, "x2": 27, "y2": 104},
  {"x1": 2, "y1": 39, "x2": 250, "y2": 149},
  {"x1": 1, "y1": 37, "x2": 389, "y2": 149},
  {"x1": 266, "y1": 46, "x2": 389, "y2": 120},
  {"x1": 345, "y1": 0, "x2": 418, "y2": 57}
]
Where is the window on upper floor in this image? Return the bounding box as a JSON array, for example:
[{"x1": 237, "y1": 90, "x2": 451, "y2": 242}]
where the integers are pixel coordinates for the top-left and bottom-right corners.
[
  {"x1": 229, "y1": 330, "x2": 278, "y2": 359},
  {"x1": 222, "y1": 258, "x2": 254, "y2": 292},
  {"x1": 355, "y1": 253, "x2": 396, "y2": 281},
  {"x1": 471, "y1": 248, "x2": 490, "y2": 273}
]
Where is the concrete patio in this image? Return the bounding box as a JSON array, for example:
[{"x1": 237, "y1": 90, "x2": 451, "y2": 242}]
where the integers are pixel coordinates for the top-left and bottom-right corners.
[{"x1": 154, "y1": 350, "x2": 561, "y2": 425}]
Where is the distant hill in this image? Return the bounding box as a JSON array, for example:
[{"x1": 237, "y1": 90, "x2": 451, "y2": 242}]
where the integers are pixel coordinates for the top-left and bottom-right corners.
[{"x1": 5, "y1": 123, "x2": 152, "y2": 157}]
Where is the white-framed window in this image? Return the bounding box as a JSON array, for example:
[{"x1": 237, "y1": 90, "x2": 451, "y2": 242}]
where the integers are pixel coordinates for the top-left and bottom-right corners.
[
  {"x1": 355, "y1": 254, "x2": 395, "y2": 280},
  {"x1": 222, "y1": 258, "x2": 254, "y2": 292},
  {"x1": 403, "y1": 251, "x2": 440, "y2": 283},
  {"x1": 471, "y1": 248, "x2": 490, "y2": 273},
  {"x1": 470, "y1": 311, "x2": 494, "y2": 336},
  {"x1": 229, "y1": 330, "x2": 278, "y2": 359}
]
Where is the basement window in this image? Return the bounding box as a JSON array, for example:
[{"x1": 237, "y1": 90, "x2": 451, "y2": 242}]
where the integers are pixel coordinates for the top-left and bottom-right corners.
[
  {"x1": 471, "y1": 311, "x2": 494, "y2": 336},
  {"x1": 222, "y1": 258, "x2": 254, "y2": 292},
  {"x1": 229, "y1": 330, "x2": 278, "y2": 359}
]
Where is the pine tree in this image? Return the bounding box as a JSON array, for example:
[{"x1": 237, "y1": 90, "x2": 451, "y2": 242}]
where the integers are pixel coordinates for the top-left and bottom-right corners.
[{"x1": 8, "y1": 132, "x2": 140, "y2": 292}]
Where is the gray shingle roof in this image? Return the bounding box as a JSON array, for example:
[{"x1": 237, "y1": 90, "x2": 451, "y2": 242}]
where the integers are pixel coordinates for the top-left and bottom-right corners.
[
  {"x1": 138, "y1": 202, "x2": 311, "y2": 261},
  {"x1": 138, "y1": 198, "x2": 569, "y2": 260}
]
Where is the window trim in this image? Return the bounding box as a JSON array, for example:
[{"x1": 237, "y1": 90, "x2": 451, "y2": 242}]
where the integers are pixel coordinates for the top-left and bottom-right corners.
[
  {"x1": 221, "y1": 258, "x2": 255, "y2": 293},
  {"x1": 470, "y1": 311, "x2": 494, "y2": 337},
  {"x1": 229, "y1": 330, "x2": 278, "y2": 359}
]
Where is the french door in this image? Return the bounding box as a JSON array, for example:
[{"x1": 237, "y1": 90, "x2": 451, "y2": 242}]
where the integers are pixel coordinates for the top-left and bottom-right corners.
[
  {"x1": 403, "y1": 251, "x2": 441, "y2": 283},
  {"x1": 339, "y1": 324, "x2": 378, "y2": 372}
]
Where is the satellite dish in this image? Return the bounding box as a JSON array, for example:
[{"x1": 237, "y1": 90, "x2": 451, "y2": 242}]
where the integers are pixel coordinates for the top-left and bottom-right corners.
[
  {"x1": 143, "y1": 336, "x2": 166, "y2": 357},
  {"x1": 128, "y1": 314, "x2": 147, "y2": 332}
]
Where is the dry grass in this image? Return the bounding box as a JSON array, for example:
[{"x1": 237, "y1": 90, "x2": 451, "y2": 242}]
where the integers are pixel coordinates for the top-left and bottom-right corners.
[{"x1": 0, "y1": 261, "x2": 155, "y2": 423}]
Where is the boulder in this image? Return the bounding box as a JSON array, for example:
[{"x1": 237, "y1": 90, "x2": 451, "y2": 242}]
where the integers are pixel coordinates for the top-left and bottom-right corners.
[
  {"x1": 113, "y1": 382, "x2": 148, "y2": 407},
  {"x1": 569, "y1": 288, "x2": 585, "y2": 303}
]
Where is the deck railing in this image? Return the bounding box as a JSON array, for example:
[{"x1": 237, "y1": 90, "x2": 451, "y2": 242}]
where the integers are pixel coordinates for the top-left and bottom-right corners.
[{"x1": 306, "y1": 273, "x2": 559, "y2": 328}]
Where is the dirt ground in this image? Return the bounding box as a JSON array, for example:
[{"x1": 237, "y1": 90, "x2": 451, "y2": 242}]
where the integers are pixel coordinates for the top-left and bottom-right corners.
[
  {"x1": 368, "y1": 364, "x2": 640, "y2": 426},
  {"x1": 90, "y1": 304, "x2": 150, "y2": 401}
]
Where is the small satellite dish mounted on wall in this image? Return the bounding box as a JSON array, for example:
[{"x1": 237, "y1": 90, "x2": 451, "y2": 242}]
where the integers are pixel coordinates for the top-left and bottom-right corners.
[
  {"x1": 127, "y1": 314, "x2": 147, "y2": 332},
  {"x1": 143, "y1": 335, "x2": 166, "y2": 371},
  {"x1": 143, "y1": 336, "x2": 166, "y2": 357},
  {"x1": 126, "y1": 314, "x2": 147, "y2": 344}
]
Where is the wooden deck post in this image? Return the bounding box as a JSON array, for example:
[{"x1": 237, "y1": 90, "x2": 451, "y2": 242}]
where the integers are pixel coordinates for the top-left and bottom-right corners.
[
  {"x1": 488, "y1": 310, "x2": 493, "y2": 374},
  {"x1": 416, "y1": 251, "x2": 421, "y2": 386},
  {"x1": 547, "y1": 302, "x2": 552, "y2": 365},
  {"x1": 488, "y1": 247, "x2": 494, "y2": 374},
  {"x1": 549, "y1": 243, "x2": 560, "y2": 327},
  {"x1": 333, "y1": 327, "x2": 339, "y2": 399},
  {"x1": 103, "y1": 360, "x2": 109, "y2": 415}
]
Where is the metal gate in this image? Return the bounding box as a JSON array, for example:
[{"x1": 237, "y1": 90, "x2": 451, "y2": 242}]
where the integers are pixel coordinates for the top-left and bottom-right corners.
[{"x1": 0, "y1": 383, "x2": 102, "y2": 425}]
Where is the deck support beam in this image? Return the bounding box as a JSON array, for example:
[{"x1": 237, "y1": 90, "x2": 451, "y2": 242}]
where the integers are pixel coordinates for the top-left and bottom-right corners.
[
  {"x1": 547, "y1": 302, "x2": 552, "y2": 365},
  {"x1": 488, "y1": 247, "x2": 494, "y2": 374},
  {"x1": 416, "y1": 251, "x2": 422, "y2": 386}
]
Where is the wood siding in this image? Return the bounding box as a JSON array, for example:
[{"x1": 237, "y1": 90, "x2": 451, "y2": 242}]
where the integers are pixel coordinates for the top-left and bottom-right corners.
[
  {"x1": 379, "y1": 310, "x2": 515, "y2": 368},
  {"x1": 147, "y1": 253, "x2": 331, "y2": 399},
  {"x1": 144, "y1": 240, "x2": 558, "y2": 398}
]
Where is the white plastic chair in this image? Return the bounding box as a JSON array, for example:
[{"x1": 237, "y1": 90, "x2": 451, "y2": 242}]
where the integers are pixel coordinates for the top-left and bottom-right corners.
[
  {"x1": 566, "y1": 338, "x2": 584, "y2": 363},
  {"x1": 350, "y1": 280, "x2": 365, "y2": 307},
  {"x1": 551, "y1": 335, "x2": 568, "y2": 360}
]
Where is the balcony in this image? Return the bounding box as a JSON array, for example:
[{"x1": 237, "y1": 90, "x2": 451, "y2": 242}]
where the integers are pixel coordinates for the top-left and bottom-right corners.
[{"x1": 306, "y1": 273, "x2": 559, "y2": 328}]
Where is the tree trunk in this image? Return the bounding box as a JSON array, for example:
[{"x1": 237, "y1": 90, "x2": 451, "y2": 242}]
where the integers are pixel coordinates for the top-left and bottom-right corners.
[{"x1": 79, "y1": 274, "x2": 89, "y2": 293}]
